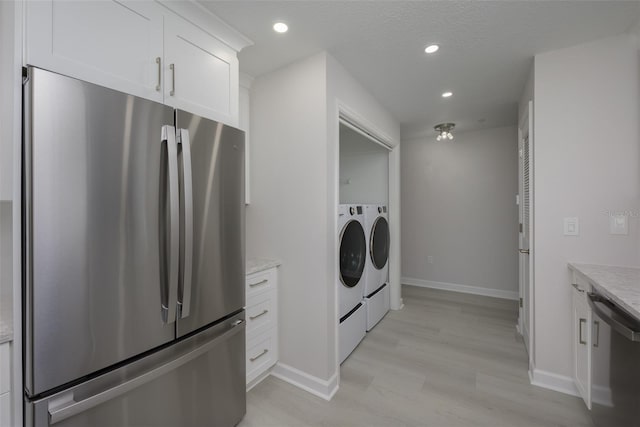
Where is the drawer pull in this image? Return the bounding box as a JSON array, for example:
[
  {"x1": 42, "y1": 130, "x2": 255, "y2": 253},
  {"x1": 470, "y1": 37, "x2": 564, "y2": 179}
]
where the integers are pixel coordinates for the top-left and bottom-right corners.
[
  {"x1": 579, "y1": 318, "x2": 587, "y2": 345},
  {"x1": 250, "y1": 349, "x2": 269, "y2": 362},
  {"x1": 250, "y1": 309, "x2": 269, "y2": 321},
  {"x1": 249, "y1": 279, "x2": 268, "y2": 288}
]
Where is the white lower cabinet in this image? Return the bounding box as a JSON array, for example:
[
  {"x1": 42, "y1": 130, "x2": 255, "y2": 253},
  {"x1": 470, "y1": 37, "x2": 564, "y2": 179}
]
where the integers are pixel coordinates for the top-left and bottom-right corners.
[
  {"x1": 245, "y1": 267, "x2": 278, "y2": 389},
  {"x1": 0, "y1": 342, "x2": 10, "y2": 427},
  {"x1": 571, "y1": 275, "x2": 591, "y2": 409},
  {"x1": 0, "y1": 392, "x2": 9, "y2": 427}
]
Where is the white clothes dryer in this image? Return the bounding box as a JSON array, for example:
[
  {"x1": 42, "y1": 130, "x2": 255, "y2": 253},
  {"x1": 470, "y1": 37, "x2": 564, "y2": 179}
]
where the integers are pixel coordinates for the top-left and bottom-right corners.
[
  {"x1": 337, "y1": 204, "x2": 366, "y2": 318},
  {"x1": 337, "y1": 204, "x2": 367, "y2": 363},
  {"x1": 363, "y1": 204, "x2": 390, "y2": 330}
]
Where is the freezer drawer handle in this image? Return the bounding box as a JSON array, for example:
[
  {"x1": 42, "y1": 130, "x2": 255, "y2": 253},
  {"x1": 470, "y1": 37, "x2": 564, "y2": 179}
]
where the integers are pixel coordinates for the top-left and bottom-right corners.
[
  {"x1": 249, "y1": 279, "x2": 268, "y2": 288},
  {"x1": 250, "y1": 349, "x2": 268, "y2": 362},
  {"x1": 249, "y1": 309, "x2": 269, "y2": 321},
  {"x1": 47, "y1": 316, "x2": 245, "y2": 424}
]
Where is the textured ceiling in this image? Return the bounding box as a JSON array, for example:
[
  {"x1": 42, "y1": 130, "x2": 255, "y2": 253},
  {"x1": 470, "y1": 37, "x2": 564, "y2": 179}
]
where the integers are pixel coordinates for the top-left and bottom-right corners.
[{"x1": 200, "y1": 1, "x2": 640, "y2": 135}]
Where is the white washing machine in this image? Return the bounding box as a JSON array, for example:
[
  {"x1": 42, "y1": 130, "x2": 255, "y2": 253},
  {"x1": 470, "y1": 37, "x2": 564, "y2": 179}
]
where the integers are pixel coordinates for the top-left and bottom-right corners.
[
  {"x1": 337, "y1": 204, "x2": 367, "y2": 363},
  {"x1": 363, "y1": 204, "x2": 390, "y2": 331}
]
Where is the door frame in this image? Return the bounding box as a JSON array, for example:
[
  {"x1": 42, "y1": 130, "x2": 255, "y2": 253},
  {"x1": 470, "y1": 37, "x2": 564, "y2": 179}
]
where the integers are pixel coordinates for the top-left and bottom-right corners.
[{"x1": 517, "y1": 100, "x2": 535, "y2": 373}]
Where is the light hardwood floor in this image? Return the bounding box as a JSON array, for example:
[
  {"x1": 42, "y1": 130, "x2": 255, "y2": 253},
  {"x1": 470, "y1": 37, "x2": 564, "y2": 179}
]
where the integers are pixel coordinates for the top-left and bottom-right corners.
[{"x1": 239, "y1": 285, "x2": 593, "y2": 427}]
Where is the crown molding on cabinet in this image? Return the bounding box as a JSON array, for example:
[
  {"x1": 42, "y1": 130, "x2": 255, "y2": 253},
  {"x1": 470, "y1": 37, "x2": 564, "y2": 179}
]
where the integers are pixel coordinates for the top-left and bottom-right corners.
[{"x1": 158, "y1": 0, "x2": 253, "y2": 52}]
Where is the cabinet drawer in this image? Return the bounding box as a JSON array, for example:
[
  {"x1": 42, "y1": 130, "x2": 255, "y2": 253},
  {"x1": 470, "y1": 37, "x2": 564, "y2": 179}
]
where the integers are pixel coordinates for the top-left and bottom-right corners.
[
  {"x1": 246, "y1": 330, "x2": 276, "y2": 384},
  {"x1": 246, "y1": 293, "x2": 275, "y2": 337},
  {"x1": 0, "y1": 392, "x2": 9, "y2": 427},
  {"x1": 0, "y1": 343, "x2": 9, "y2": 395},
  {"x1": 246, "y1": 269, "x2": 275, "y2": 299}
]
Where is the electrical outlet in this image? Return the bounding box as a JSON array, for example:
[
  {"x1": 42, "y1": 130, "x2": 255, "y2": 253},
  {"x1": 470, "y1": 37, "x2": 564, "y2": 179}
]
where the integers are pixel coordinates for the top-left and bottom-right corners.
[
  {"x1": 564, "y1": 217, "x2": 579, "y2": 236},
  {"x1": 427, "y1": 256, "x2": 434, "y2": 264},
  {"x1": 610, "y1": 214, "x2": 628, "y2": 235}
]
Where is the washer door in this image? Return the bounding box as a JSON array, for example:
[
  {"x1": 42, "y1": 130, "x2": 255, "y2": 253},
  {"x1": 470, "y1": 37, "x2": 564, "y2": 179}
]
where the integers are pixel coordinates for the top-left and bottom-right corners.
[
  {"x1": 339, "y1": 220, "x2": 367, "y2": 288},
  {"x1": 370, "y1": 217, "x2": 390, "y2": 270}
]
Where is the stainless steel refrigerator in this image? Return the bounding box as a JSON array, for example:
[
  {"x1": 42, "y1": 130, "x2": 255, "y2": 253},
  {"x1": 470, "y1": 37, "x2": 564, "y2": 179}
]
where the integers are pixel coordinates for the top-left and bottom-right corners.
[{"x1": 22, "y1": 67, "x2": 246, "y2": 426}]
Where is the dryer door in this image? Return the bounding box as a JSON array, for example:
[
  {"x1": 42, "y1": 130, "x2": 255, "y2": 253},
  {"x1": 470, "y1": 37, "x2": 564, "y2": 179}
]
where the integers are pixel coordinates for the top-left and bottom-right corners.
[
  {"x1": 339, "y1": 220, "x2": 366, "y2": 288},
  {"x1": 370, "y1": 217, "x2": 390, "y2": 270}
]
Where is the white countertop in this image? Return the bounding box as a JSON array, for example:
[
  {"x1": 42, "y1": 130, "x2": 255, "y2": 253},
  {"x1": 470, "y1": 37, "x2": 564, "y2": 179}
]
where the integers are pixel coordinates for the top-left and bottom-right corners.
[
  {"x1": 246, "y1": 258, "x2": 281, "y2": 275},
  {"x1": 568, "y1": 262, "x2": 640, "y2": 320}
]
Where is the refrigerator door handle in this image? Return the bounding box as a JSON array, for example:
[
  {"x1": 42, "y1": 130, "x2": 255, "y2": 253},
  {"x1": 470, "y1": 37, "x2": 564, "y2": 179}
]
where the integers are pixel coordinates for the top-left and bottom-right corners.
[
  {"x1": 47, "y1": 317, "x2": 245, "y2": 424},
  {"x1": 161, "y1": 125, "x2": 179, "y2": 324},
  {"x1": 178, "y1": 128, "x2": 194, "y2": 318}
]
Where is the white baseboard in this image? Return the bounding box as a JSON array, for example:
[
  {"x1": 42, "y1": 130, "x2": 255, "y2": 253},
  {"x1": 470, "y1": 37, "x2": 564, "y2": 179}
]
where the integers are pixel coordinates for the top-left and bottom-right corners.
[
  {"x1": 529, "y1": 368, "x2": 580, "y2": 397},
  {"x1": 271, "y1": 362, "x2": 338, "y2": 401},
  {"x1": 246, "y1": 368, "x2": 272, "y2": 392},
  {"x1": 402, "y1": 277, "x2": 519, "y2": 301}
]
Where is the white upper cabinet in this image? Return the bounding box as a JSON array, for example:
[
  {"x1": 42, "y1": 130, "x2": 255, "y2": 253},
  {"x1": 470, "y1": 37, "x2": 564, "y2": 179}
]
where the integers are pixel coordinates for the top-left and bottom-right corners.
[
  {"x1": 24, "y1": 0, "x2": 251, "y2": 125},
  {"x1": 164, "y1": 12, "x2": 239, "y2": 127},
  {"x1": 25, "y1": 0, "x2": 164, "y2": 103}
]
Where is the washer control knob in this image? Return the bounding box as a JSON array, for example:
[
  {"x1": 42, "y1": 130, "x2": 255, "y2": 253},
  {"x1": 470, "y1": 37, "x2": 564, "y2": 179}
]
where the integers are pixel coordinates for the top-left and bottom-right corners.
[
  {"x1": 378, "y1": 207, "x2": 382, "y2": 213},
  {"x1": 350, "y1": 207, "x2": 355, "y2": 215}
]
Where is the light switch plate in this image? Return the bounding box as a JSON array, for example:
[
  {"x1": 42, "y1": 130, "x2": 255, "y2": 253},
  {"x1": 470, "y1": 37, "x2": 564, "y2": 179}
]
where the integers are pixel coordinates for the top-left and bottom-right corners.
[
  {"x1": 610, "y1": 214, "x2": 628, "y2": 235},
  {"x1": 564, "y1": 217, "x2": 579, "y2": 236}
]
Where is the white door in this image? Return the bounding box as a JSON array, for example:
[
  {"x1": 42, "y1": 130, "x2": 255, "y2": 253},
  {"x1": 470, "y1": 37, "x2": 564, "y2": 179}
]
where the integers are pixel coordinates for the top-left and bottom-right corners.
[
  {"x1": 518, "y1": 101, "x2": 533, "y2": 355},
  {"x1": 164, "y1": 13, "x2": 239, "y2": 126},
  {"x1": 25, "y1": 0, "x2": 164, "y2": 103}
]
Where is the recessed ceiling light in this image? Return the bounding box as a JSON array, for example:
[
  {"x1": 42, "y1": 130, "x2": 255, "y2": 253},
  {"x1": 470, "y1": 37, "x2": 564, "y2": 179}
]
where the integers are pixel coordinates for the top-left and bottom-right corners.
[
  {"x1": 442, "y1": 91, "x2": 453, "y2": 98},
  {"x1": 273, "y1": 22, "x2": 288, "y2": 33},
  {"x1": 425, "y1": 44, "x2": 439, "y2": 54}
]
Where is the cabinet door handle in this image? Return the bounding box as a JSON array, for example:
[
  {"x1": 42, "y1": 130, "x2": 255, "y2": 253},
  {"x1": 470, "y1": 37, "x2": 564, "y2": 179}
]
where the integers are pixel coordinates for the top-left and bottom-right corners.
[
  {"x1": 250, "y1": 349, "x2": 268, "y2": 362},
  {"x1": 579, "y1": 318, "x2": 587, "y2": 345},
  {"x1": 169, "y1": 63, "x2": 175, "y2": 96},
  {"x1": 249, "y1": 279, "x2": 268, "y2": 288},
  {"x1": 249, "y1": 309, "x2": 269, "y2": 321},
  {"x1": 593, "y1": 320, "x2": 600, "y2": 348},
  {"x1": 155, "y1": 57, "x2": 161, "y2": 92}
]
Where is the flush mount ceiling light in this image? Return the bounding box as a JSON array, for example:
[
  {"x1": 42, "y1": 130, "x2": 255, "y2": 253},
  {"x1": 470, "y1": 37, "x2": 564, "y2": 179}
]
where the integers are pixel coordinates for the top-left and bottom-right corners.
[
  {"x1": 425, "y1": 44, "x2": 439, "y2": 54},
  {"x1": 435, "y1": 123, "x2": 455, "y2": 141},
  {"x1": 441, "y1": 91, "x2": 453, "y2": 98},
  {"x1": 273, "y1": 22, "x2": 288, "y2": 33}
]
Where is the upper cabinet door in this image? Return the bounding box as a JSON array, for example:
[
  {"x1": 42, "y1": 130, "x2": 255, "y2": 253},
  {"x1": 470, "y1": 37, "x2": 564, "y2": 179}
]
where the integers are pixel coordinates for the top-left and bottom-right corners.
[
  {"x1": 25, "y1": 0, "x2": 164, "y2": 103},
  {"x1": 164, "y1": 13, "x2": 239, "y2": 126}
]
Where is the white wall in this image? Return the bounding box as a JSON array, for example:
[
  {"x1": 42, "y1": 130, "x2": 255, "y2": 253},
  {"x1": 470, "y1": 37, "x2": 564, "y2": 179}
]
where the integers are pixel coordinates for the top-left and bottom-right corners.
[
  {"x1": 326, "y1": 54, "x2": 402, "y2": 312},
  {"x1": 248, "y1": 51, "x2": 400, "y2": 390},
  {"x1": 401, "y1": 126, "x2": 519, "y2": 299},
  {"x1": 532, "y1": 34, "x2": 640, "y2": 382},
  {"x1": 339, "y1": 125, "x2": 389, "y2": 205},
  {"x1": 248, "y1": 53, "x2": 331, "y2": 380}
]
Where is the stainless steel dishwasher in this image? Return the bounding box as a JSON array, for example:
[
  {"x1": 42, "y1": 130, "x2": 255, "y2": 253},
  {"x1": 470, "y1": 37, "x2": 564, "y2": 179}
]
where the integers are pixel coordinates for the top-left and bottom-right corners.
[{"x1": 588, "y1": 290, "x2": 640, "y2": 427}]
